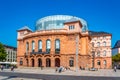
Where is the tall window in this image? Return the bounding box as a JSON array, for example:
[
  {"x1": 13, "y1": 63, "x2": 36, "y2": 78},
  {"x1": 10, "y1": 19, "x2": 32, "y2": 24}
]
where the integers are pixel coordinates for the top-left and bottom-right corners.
[
  {"x1": 32, "y1": 41, "x2": 35, "y2": 52},
  {"x1": 26, "y1": 42, "x2": 29, "y2": 54},
  {"x1": 55, "y1": 39, "x2": 60, "y2": 53},
  {"x1": 103, "y1": 41, "x2": 106, "y2": 46},
  {"x1": 103, "y1": 50, "x2": 106, "y2": 56},
  {"x1": 97, "y1": 42, "x2": 100, "y2": 47},
  {"x1": 20, "y1": 58, "x2": 23, "y2": 65},
  {"x1": 97, "y1": 51, "x2": 100, "y2": 57},
  {"x1": 38, "y1": 40, "x2": 42, "y2": 52},
  {"x1": 103, "y1": 60, "x2": 107, "y2": 68},
  {"x1": 69, "y1": 57, "x2": 74, "y2": 67},
  {"x1": 46, "y1": 39, "x2": 51, "y2": 53},
  {"x1": 69, "y1": 25, "x2": 75, "y2": 30}
]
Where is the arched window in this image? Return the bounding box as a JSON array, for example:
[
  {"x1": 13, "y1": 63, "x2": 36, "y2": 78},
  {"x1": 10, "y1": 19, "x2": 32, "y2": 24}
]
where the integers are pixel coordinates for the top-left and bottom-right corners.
[
  {"x1": 26, "y1": 42, "x2": 29, "y2": 53},
  {"x1": 46, "y1": 39, "x2": 51, "y2": 53},
  {"x1": 55, "y1": 39, "x2": 60, "y2": 53},
  {"x1": 103, "y1": 50, "x2": 106, "y2": 56},
  {"x1": 103, "y1": 41, "x2": 106, "y2": 46},
  {"x1": 46, "y1": 58, "x2": 51, "y2": 67},
  {"x1": 97, "y1": 60, "x2": 100, "y2": 65},
  {"x1": 103, "y1": 60, "x2": 107, "y2": 65},
  {"x1": 97, "y1": 51, "x2": 100, "y2": 57},
  {"x1": 97, "y1": 42, "x2": 100, "y2": 47},
  {"x1": 38, "y1": 40, "x2": 42, "y2": 52},
  {"x1": 20, "y1": 58, "x2": 23, "y2": 65},
  {"x1": 32, "y1": 41, "x2": 35, "y2": 52},
  {"x1": 69, "y1": 57, "x2": 74, "y2": 67}
]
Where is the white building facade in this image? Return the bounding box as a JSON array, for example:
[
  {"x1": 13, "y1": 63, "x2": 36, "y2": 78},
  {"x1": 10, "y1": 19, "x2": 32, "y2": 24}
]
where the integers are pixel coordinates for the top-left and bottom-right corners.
[
  {"x1": 4, "y1": 45, "x2": 17, "y2": 65},
  {"x1": 89, "y1": 31, "x2": 112, "y2": 69}
]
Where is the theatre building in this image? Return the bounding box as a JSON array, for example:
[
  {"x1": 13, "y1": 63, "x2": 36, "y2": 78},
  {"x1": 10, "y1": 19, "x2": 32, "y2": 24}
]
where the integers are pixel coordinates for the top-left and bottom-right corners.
[{"x1": 17, "y1": 15, "x2": 112, "y2": 69}]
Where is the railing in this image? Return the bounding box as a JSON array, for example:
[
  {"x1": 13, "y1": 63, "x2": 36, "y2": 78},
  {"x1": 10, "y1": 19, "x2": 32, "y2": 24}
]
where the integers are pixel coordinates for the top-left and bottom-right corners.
[
  {"x1": 55, "y1": 49, "x2": 60, "y2": 54},
  {"x1": 30, "y1": 51, "x2": 49, "y2": 55},
  {"x1": 38, "y1": 49, "x2": 42, "y2": 52}
]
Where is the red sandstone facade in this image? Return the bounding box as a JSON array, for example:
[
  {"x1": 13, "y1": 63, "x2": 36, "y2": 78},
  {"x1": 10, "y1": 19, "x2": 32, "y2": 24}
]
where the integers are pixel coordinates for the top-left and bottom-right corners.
[{"x1": 17, "y1": 15, "x2": 112, "y2": 69}]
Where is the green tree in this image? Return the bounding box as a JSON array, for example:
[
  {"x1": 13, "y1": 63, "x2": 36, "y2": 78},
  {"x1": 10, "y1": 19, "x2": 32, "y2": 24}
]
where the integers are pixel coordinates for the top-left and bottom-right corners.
[
  {"x1": 112, "y1": 54, "x2": 120, "y2": 62},
  {"x1": 0, "y1": 42, "x2": 7, "y2": 61}
]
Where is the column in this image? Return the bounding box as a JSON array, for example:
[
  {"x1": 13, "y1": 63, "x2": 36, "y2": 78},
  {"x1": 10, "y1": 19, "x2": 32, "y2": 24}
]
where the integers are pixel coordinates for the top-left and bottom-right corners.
[{"x1": 51, "y1": 56, "x2": 55, "y2": 67}]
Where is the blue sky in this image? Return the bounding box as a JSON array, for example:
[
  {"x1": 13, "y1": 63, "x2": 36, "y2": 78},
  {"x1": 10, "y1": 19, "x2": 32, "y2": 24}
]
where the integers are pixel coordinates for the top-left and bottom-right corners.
[{"x1": 0, "y1": 0, "x2": 120, "y2": 47}]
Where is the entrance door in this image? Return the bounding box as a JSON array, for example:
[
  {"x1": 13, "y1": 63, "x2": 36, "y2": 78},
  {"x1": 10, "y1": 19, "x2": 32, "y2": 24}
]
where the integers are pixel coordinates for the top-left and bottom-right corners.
[
  {"x1": 38, "y1": 58, "x2": 42, "y2": 67},
  {"x1": 31, "y1": 59, "x2": 34, "y2": 67},
  {"x1": 55, "y1": 58, "x2": 60, "y2": 67},
  {"x1": 46, "y1": 58, "x2": 51, "y2": 67},
  {"x1": 26, "y1": 59, "x2": 29, "y2": 67}
]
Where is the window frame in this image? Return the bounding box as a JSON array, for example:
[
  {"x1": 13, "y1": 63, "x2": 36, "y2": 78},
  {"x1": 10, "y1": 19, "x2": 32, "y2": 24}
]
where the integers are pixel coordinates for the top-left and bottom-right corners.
[
  {"x1": 32, "y1": 41, "x2": 35, "y2": 52},
  {"x1": 103, "y1": 50, "x2": 106, "y2": 56},
  {"x1": 38, "y1": 40, "x2": 42, "y2": 52},
  {"x1": 103, "y1": 41, "x2": 106, "y2": 47},
  {"x1": 97, "y1": 60, "x2": 101, "y2": 65},
  {"x1": 46, "y1": 39, "x2": 51, "y2": 53},
  {"x1": 69, "y1": 25, "x2": 75, "y2": 30},
  {"x1": 26, "y1": 42, "x2": 29, "y2": 53},
  {"x1": 97, "y1": 51, "x2": 100, "y2": 57},
  {"x1": 69, "y1": 57, "x2": 74, "y2": 67},
  {"x1": 97, "y1": 42, "x2": 100, "y2": 47},
  {"x1": 55, "y1": 39, "x2": 60, "y2": 53},
  {"x1": 103, "y1": 60, "x2": 107, "y2": 65}
]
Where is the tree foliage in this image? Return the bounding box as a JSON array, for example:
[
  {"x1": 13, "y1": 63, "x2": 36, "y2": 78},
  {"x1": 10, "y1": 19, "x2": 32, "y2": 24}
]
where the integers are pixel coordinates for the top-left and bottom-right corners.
[
  {"x1": 0, "y1": 42, "x2": 7, "y2": 61},
  {"x1": 112, "y1": 53, "x2": 120, "y2": 62}
]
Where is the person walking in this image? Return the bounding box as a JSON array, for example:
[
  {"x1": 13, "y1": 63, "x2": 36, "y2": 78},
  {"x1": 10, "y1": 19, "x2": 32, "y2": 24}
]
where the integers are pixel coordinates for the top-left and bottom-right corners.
[
  {"x1": 114, "y1": 66, "x2": 117, "y2": 72},
  {"x1": 55, "y1": 67, "x2": 58, "y2": 72},
  {"x1": 11, "y1": 66, "x2": 14, "y2": 72},
  {"x1": 1, "y1": 65, "x2": 4, "y2": 71}
]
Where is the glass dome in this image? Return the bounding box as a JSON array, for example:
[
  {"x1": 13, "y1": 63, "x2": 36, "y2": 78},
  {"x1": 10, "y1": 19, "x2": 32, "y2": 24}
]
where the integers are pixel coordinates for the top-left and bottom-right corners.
[{"x1": 35, "y1": 15, "x2": 88, "y2": 32}]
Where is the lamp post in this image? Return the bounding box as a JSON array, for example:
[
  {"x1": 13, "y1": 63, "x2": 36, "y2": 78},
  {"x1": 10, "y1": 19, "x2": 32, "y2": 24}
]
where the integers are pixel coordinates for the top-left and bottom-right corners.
[{"x1": 75, "y1": 34, "x2": 79, "y2": 72}]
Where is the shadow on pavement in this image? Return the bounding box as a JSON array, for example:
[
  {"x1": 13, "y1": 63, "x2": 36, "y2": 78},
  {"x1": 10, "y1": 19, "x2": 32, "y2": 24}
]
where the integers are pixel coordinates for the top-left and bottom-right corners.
[{"x1": 1, "y1": 76, "x2": 18, "y2": 80}]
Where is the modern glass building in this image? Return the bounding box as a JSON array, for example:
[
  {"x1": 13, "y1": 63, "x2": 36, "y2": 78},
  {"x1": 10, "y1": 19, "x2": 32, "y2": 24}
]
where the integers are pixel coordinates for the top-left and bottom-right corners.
[{"x1": 35, "y1": 15, "x2": 88, "y2": 32}]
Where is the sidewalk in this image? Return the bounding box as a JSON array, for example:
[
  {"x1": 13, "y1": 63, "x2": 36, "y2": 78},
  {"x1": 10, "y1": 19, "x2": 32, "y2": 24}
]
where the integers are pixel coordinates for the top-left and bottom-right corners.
[
  {"x1": 0, "y1": 76, "x2": 41, "y2": 80},
  {"x1": 1, "y1": 68, "x2": 120, "y2": 77}
]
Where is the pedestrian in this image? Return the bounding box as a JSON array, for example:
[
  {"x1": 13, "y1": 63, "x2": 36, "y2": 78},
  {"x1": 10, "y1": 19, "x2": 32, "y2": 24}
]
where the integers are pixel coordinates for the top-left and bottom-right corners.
[
  {"x1": 55, "y1": 67, "x2": 58, "y2": 72},
  {"x1": 59, "y1": 67, "x2": 62, "y2": 73},
  {"x1": 114, "y1": 66, "x2": 117, "y2": 72},
  {"x1": 1, "y1": 65, "x2": 4, "y2": 71},
  {"x1": 41, "y1": 66, "x2": 44, "y2": 70},
  {"x1": 11, "y1": 66, "x2": 14, "y2": 71}
]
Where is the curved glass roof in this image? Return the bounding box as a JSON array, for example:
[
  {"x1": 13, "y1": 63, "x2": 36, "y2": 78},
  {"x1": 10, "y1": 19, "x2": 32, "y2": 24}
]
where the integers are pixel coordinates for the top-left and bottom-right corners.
[{"x1": 35, "y1": 15, "x2": 88, "y2": 32}]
